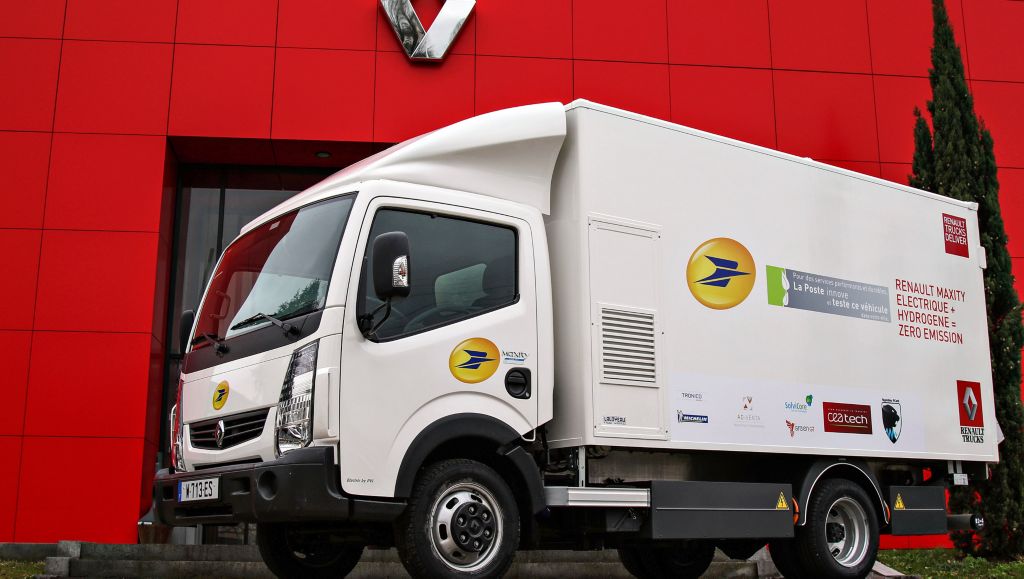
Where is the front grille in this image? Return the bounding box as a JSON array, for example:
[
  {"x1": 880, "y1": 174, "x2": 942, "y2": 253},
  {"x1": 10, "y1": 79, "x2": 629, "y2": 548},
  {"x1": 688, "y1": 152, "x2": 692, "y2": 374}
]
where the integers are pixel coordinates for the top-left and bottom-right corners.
[{"x1": 190, "y1": 408, "x2": 270, "y2": 450}]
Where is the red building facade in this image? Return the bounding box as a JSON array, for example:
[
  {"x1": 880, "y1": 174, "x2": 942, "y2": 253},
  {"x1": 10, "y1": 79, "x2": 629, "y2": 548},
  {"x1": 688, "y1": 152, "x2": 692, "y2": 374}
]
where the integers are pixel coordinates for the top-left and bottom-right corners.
[{"x1": 1, "y1": 0, "x2": 1023, "y2": 546}]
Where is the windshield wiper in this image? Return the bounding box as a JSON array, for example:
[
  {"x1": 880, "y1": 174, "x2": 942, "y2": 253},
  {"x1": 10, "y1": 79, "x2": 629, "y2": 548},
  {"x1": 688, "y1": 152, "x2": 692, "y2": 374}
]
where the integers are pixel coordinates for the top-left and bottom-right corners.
[
  {"x1": 230, "y1": 312, "x2": 300, "y2": 335},
  {"x1": 191, "y1": 333, "x2": 229, "y2": 355}
]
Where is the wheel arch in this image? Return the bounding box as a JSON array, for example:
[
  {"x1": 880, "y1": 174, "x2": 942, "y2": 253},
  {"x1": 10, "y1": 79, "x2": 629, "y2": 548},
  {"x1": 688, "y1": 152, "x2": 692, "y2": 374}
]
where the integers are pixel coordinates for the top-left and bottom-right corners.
[
  {"x1": 394, "y1": 413, "x2": 546, "y2": 517},
  {"x1": 795, "y1": 459, "x2": 889, "y2": 527}
]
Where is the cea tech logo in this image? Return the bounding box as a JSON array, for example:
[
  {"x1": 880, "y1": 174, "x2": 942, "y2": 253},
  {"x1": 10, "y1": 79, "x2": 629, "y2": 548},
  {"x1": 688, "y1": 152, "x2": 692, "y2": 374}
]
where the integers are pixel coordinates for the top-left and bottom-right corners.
[
  {"x1": 686, "y1": 238, "x2": 756, "y2": 310},
  {"x1": 449, "y1": 338, "x2": 501, "y2": 384}
]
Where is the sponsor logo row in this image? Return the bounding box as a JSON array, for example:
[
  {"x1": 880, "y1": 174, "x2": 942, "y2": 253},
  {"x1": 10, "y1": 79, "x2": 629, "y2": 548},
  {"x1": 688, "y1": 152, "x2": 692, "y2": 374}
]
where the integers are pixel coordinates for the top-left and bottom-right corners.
[{"x1": 676, "y1": 380, "x2": 985, "y2": 445}]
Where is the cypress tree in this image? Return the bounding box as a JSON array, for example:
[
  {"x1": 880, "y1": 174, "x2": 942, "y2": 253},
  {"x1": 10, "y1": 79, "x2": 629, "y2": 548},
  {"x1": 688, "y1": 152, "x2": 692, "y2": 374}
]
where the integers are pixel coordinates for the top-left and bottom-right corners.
[{"x1": 910, "y1": 0, "x2": 1024, "y2": 557}]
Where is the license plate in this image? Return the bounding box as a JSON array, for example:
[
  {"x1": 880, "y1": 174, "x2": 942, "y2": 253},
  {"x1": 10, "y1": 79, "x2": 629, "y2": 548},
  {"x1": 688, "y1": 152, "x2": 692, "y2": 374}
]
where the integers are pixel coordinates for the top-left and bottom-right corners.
[{"x1": 178, "y1": 478, "x2": 219, "y2": 502}]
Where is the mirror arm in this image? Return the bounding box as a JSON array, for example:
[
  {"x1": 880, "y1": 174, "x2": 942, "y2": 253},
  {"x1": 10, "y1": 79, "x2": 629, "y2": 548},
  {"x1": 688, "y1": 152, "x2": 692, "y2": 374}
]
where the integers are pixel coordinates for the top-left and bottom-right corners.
[{"x1": 366, "y1": 299, "x2": 393, "y2": 340}]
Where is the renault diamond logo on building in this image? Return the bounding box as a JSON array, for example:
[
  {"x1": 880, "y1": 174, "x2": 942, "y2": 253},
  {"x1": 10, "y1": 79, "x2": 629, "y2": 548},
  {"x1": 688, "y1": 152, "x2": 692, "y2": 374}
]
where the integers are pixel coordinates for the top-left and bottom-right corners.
[
  {"x1": 212, "y1": 381, "x2": 229, "y2": 411},
  {"x1": 380, "y1": 0, "x2": 475, "y2": 61},
  {"x1": 449, "y1": 338, "x2": 500, "y2": 384},
  {"x1": 686, "y1": 238, "x2": 756, "y2": 309}
]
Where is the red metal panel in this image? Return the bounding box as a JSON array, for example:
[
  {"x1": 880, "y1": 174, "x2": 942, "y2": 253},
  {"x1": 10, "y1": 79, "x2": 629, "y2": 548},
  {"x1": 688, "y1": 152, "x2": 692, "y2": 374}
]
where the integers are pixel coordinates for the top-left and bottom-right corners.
[
  {"x1": 999, "y1": 168, "x2": 1024, "y2": 258},
  {"x1": 44, "y1": 134, "x2": 166, "y2": 232},
  {"x1": 574, "y1": 0, "x2": 668, "y2": 63},
  {"x1": 574, "y1": 60, "x2": 671, "y2": 121},
  {"x1": 54, "y1": 41, "x2": 172, "y2": 135},
  {"x1": 667, "y1": 0, "x2": 771, "y2": 68},
  {"x1": 973, "y1": 80, "x2": 1024, "y2": 168},
  {"x1": 0, "y1": 229, "x2": 41, "y2": 331},
  {"x1": 34, "y1": 231, "x2": 159, "y2": 333},
  {"x1": 176, "y1": 0, "x2": 278, "y2": 47},
  {"x1": 874, "y1": 75, "x2": 931, "y2": 164},
  {"x1": 477, "y1": 0, "x2": 572, "y2": 58},
  {"x1": 774, "y1": 70, "x2": 879, "y2": 162},
  {"x1": 476, "y1": 56, "x2": 573, "y2": 115},
  {"x1": 769, "y1": 0, "x2": 871, "y2": 74},
  {"x1": 880, "y1": 162, "x2": 912, "y2": 187},
  {"x1": 169, "y1": 45, "x2": 275, "y2": 139},
  {"x1": 867, "y1": 0, "x2": 968, "y2": 78},
  {"x1": 374, "y1": 52, "x2": 474, "y2": 143},
  {"x1": 669, "y1": 65, "x2": 775, "y2": 149},
  {"x1": 278, "y1": 0, "x2": 378, "y2": 50},
  {"x1": 964, "y1": 0, "x2": 1024, "y2": 81},
  {"x1": 0, "y1": 436, "x2": 20, "y2": 541},
  {"x1": 376, "y1": 0, "x2": 476, "y2": 56},
  {"x1": 64, "y1": 0, "x2": 176, "y2": 43},
  {"x1": 15, "y1": 437, "x2": 143, "y2": 543},
  {"x1": 24, "y1": 332, "x2": 151, "y2": 438},
  {"x1": 0, "y1": 0, "x2": 65, "y2": 38},
  {"x1": 0, "y1": 39, "x2": 61, "y2": 132},
  {"x1": 0, "y1": 132, "x2": 50, "y2": 229},
  {"x1": 0, "y1": 332, "x2": 32, "y2": 436},
  {"x1": 272, "y1": 49, "x2": 375, "y2": 142}
]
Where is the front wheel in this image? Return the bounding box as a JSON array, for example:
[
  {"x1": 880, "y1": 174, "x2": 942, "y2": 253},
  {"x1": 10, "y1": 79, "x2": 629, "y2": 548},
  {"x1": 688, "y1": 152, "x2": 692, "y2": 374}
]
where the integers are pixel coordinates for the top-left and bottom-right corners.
[
  {"x1": 256, "y1": 522, "x2": 363, "y2": 579},
  {"x1": 395, "y1": 459, "x2": 520, "y2": 578}
]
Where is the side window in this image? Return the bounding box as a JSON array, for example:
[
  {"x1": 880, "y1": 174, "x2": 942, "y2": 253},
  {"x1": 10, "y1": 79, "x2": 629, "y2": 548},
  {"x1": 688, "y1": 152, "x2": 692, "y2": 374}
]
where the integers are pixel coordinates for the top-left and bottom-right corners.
[{"x1": 359, "y1": 209, "x2": 518, "y2": 340}]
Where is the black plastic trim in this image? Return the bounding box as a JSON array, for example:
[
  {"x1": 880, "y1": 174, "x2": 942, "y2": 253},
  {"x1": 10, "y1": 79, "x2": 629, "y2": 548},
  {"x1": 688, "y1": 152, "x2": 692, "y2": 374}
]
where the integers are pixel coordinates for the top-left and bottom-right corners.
[
  {"x1": 154, "y1": 446, "x2": 405, "y2": 526},
  {"x1": 394, "y1": 413, "x2": 546, "y2": 514},
  {"x1": 183, "y1": 310, "x2": 322, "y2": 373}
]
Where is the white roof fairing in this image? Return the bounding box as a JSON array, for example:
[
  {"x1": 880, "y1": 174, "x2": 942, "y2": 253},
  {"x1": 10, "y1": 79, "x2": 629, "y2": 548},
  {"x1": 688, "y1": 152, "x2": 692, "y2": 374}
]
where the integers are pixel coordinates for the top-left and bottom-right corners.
[{"x1": 241, "y1": 102, "x2": 568, "y2": 235}]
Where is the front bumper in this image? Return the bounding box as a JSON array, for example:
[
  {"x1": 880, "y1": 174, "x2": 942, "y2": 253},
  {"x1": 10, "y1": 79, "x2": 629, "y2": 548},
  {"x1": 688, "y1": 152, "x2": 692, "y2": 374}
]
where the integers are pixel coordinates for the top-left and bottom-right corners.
[{"x1": 154, "y1": 446, "x2": 405, "y2": 526}]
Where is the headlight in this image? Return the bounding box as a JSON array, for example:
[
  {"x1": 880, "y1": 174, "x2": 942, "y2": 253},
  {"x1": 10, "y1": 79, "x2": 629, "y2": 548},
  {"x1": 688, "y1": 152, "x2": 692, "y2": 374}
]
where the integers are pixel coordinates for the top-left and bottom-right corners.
[
  {"x1": 276, "y1": 341, "x2": 319, "y2": 455},
  {"x1": 170, "y1": 378, "x2": 185, "y2": 471}
]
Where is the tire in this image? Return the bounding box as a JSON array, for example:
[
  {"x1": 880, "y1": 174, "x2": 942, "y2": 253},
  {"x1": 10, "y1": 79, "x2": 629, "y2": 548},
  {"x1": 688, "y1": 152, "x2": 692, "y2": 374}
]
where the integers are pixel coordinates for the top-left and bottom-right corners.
[
  {"x1": 395, "y1": 459, "x2": 520, "y2": 578},
  {"x1": 718, "y1": 539, "x2": 765, "y2": 561},
  {"x1": 618, "y1": 541, "x2": 715, "y2": 579},
  {"x1": 792, "y1": 478, "x2": 879, "y2": 579},
  {"x1": 767, "y1": 539, "x2": 803, "y2": 578},
  {"x1": 256, "y1": 522, "x2": 363, "y2": 579}
]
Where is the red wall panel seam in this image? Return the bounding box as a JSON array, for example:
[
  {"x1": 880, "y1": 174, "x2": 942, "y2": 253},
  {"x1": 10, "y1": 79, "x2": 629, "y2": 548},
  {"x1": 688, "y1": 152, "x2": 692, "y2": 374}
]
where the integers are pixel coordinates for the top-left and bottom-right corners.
[
  {"x1": 15, "y1": 0, "x2": 69, "y2": 542},
  {"x1": 268, "y1": 0, "x2": 281, "y2": 156},
  {"x1": 663, "y1": 0, "x2": 671, "y2": 122},
  {"x1": 765, "y1": 0, "x2": 779, "y2": 149},
  {"x1": 864, "y1": 0, "x2": 884, "y2": 169},
  {"x1": 164, "y1": 0, "x2": 181, "y2": 137}
]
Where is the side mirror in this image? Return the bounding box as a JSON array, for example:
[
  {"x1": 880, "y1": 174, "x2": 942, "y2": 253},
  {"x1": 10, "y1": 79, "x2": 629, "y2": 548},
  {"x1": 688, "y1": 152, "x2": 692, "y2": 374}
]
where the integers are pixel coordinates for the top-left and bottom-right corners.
[
  {"x1": 372, "y1": 232, "x2": 411, "y2": 300},
  {"x1": 179, "y1": 309, "x2": 195, "y2": 356}
]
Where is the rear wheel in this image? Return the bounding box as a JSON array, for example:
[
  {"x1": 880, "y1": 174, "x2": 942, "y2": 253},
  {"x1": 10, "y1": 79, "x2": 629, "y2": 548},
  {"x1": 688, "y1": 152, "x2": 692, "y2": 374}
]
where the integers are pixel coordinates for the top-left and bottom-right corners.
[
  {"x1": 256, "y1": 522, "x2": 363, "y2": 579},
  {"x1": 786, "y1": 478, "x2": 879, "y2": 578},
  {"x1": 395, "y1": 459, "x2": 520, "y2": 578},
  {"x1": 618, "y1": 541, "x2": 715, "y2": 579}
]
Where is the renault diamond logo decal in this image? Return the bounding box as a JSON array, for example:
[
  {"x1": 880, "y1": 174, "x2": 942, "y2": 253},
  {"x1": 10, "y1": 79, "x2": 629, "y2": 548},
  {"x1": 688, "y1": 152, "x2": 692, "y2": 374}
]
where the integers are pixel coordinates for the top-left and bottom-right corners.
[
  {"x1": 380, "y1": 0, "x2": 475, "y2": 61},
  {"x1": 214, "y1": 420, "x2": 226, "y2": 449}
]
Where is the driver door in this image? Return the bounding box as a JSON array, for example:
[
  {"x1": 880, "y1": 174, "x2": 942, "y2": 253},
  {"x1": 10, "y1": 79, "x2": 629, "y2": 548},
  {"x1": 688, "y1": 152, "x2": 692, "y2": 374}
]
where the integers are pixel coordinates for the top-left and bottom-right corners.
[{"x1": 338, "y1": 195, "x2": 539, "y2": 498}]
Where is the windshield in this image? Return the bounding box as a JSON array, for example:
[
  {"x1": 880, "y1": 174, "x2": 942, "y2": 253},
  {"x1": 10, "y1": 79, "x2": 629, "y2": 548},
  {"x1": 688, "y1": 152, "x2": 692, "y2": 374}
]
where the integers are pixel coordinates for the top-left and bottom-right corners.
[{"x1": 193, "y1": 195, "x2": 354, "y2": 344}]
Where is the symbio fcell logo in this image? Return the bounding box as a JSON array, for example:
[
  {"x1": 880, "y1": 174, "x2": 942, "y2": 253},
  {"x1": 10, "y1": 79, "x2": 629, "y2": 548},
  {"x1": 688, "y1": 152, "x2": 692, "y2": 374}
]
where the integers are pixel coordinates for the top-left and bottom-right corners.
[
  {"x1": 686, "y1": 238, "x2": 756, "y2": 309},
  {"x1": 449, "y1": 338, "x2": 500, "y2": 384}
]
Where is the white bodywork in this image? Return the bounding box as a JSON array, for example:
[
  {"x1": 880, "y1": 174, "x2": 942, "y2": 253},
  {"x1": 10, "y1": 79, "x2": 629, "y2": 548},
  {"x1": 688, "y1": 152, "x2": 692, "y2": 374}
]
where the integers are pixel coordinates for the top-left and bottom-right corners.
[
  {"x1": 545, "y1": 102, "x2": 996, "y2": 463},
  {"x1": 180, "y1": 100, "x2": 995, "y2": 503}
]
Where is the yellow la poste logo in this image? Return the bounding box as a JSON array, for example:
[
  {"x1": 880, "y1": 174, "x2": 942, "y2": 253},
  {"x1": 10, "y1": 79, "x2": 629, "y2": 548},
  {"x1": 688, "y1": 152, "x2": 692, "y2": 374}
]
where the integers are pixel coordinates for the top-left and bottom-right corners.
[
  {"x1": 449, "y1": 338, "x2": 500, "y2": 384},
  {"x1": 212, "y1": 380, "x2": 230, "y2": 410},
  {"x1": 686, "y1": 238, "x2": 756, "y2": 310}
]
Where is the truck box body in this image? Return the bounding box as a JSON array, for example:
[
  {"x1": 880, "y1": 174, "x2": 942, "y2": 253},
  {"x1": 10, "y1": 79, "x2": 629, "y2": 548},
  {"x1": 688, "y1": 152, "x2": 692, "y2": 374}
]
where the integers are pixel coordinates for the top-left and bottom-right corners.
[{"x1": 544, "y1": 102, "x2": 996, "y2": 463}]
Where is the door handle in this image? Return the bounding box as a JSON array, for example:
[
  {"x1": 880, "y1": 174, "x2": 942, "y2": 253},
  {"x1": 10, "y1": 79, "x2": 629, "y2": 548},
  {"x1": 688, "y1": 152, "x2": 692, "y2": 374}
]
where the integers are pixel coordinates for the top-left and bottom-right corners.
[{"x1": 505, "y1": 368, "x2": 531, "y2": 399}]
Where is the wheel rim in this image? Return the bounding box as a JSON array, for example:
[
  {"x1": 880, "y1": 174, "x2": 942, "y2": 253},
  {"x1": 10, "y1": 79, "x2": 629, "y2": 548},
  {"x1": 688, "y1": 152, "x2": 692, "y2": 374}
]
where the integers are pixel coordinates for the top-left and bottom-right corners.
[
  {"x1": 824, "y1": 497, "x2": 870, "y2": 568},
  {"x1": 428, "y1": 481, "x2": 503, "y2": 572}
]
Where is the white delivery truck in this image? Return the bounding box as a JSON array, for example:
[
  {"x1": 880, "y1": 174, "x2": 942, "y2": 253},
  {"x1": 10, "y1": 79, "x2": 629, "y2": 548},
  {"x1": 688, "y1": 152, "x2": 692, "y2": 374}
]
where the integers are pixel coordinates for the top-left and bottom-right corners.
[{"x1": 156, "y1": 101, "x2": 993, "y2": 579}]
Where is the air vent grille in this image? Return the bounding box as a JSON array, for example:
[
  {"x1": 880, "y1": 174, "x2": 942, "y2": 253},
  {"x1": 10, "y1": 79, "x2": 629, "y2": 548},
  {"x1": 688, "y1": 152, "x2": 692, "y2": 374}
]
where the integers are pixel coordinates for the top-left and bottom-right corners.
[{"x1": 600, "y1": 307, "x2": 657, "y2": 385}]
